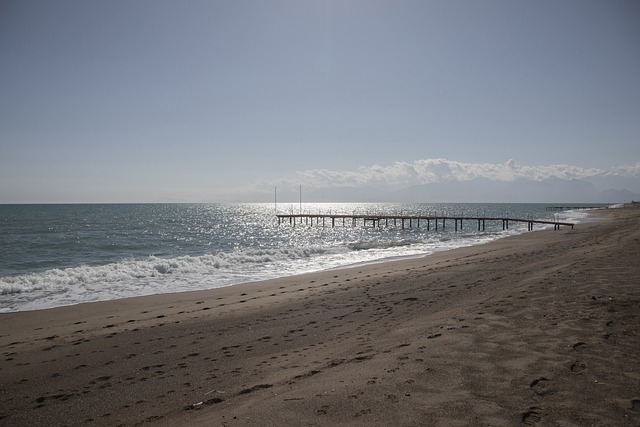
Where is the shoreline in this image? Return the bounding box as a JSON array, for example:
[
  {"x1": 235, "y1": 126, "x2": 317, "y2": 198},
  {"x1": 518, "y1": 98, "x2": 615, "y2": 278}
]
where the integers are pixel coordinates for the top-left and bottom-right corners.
[
  {"x1": 2, "y1": 207, "x2": 581, "y2": 314},
  {"x1": 1, "y1": 206, "x2": 639, "y2": 426}
]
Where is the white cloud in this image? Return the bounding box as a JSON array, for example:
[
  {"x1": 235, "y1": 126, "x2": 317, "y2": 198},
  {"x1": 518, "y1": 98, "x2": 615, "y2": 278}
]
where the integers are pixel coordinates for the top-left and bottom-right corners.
[
  {"x1": 276, "y1": 158, "x2": 615, "y2": 190},
  {"x1": 610, "y1": 162, "x2": 640, "y2": 177}
]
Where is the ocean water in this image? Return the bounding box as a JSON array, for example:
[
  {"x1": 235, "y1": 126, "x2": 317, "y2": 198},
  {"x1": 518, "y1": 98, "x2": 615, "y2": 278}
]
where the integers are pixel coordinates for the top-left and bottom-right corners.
[{"x1": 0, "y1": 203, "x2": 597, "y2": 312}]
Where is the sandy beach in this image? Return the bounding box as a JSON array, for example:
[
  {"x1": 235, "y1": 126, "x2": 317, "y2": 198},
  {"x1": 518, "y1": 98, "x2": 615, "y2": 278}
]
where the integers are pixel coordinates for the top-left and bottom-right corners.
[{"x1": 1, "y1": 206, "x2": 639, "y2": 426}]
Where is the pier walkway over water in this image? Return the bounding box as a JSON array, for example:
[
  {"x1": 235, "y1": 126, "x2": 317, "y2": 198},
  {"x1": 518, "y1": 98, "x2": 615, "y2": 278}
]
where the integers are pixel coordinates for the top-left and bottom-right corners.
[
  {"x1": 545, "y1": 205, "x2": 607, "y2": 211},
  {"x1": 277, "y1": 214, "x2": 575, "y2": 231}
]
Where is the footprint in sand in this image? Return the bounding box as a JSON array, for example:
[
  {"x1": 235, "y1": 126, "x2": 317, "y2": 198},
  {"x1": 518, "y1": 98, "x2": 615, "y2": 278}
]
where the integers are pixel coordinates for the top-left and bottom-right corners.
[
  {"x1": 529, "y1": 377, "x2": 552, "y2": 396},
  {"x1": 570, "y1": 361, "x2": 586, "y2": 373},
  {"x1": 572, "y1": 341, "x2": 586, "y2": 350},
  {"x1": 630, "y1": 399, "x2": 640, "y2": 411},
  {"x1": 521, "y1": 407, "x2": 542, "y2": 424}
]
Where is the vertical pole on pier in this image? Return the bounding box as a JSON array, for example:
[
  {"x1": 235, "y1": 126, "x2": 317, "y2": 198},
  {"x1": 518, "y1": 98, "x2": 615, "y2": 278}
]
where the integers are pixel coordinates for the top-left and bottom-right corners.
[
  {"x1": 427, "y1": 219, "x2": 430, "y2": 231},
  {"x1": 443, "y1": 219, "x2": 445, "y2": 230},
  {"x1": 483, "y1": 220, "x2": 485, "y2": 231},
  {"x1": 417, "y1": 218, "x2": 420, "y2": 228},
  {"x1": 455, "y1": 219, "x2": 458, "y2": 232},
  {"x1": 435, "y1": 218, "x2": 438, "y2": 231},
  {"x1": 410, "y1": 218, "x2": 412, "y2": 228}
]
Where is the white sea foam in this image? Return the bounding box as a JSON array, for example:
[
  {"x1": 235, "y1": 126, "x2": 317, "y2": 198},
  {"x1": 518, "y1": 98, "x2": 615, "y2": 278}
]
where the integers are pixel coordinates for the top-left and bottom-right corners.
[
  {"x1": 0, "y1": 202, "x2": 594, "y2": 312},
  {"x1": 0, "y1": 246, "x2": 329, "y2": 303},
  {"x1": 0, "y1": 233, "x2": 509, "y2": 312}
]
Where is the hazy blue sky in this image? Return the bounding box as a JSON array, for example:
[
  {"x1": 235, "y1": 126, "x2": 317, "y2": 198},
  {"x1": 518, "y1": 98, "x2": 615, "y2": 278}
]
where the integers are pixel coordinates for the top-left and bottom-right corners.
[{"x1": 1, "y1": 0, "x2": 639, "y2": 203}]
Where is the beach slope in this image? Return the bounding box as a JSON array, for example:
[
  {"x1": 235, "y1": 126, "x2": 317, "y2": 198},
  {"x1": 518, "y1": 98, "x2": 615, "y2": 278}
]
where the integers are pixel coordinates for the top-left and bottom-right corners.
[{"x1": 1, "y1": 206, "x2": 639, "y2": 426}]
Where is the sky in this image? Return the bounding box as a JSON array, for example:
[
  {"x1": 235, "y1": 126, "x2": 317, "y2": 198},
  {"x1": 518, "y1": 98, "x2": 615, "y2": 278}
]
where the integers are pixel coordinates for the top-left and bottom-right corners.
[{"x1": 1, "y1": 0, "x2": 639, "y2": 203}]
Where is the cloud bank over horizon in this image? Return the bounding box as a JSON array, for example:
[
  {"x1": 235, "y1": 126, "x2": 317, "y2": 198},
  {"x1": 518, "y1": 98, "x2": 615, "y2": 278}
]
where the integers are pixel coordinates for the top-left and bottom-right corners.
[
  {"x1": 270, "y1": 158, "x2": 640, "y2": 188},
  {"x1": 263, "y1": 159, "x2": 640, "y2": 203}
]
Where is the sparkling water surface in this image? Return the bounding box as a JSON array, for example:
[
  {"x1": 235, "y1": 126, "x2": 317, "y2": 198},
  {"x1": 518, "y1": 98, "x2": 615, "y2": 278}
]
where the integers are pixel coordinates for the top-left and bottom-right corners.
[{"x1": 0, "y1": 203, "x2": 597, "y2": 312}]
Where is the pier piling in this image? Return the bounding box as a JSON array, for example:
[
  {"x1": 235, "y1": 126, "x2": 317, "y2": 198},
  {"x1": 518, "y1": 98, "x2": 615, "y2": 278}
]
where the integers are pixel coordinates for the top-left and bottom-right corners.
[{"x1": 276, "y1": 214, "x2": 574, "y2": 232}]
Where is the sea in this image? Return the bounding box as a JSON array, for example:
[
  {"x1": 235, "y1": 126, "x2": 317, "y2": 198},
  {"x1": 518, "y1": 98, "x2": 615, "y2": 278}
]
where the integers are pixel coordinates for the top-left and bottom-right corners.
[{"x1": 0, "y1": 203, "x2": 600, "y2": 313}]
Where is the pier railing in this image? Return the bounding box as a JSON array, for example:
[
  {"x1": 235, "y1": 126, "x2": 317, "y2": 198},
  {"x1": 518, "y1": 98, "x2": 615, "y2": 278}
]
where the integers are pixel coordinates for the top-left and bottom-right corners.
[
  {"x1": 277, "y1": 214, "x2": 574, "y2": 231},
  {"x1": 545, "y1": 205, "x2": 608, "y2": 211}
]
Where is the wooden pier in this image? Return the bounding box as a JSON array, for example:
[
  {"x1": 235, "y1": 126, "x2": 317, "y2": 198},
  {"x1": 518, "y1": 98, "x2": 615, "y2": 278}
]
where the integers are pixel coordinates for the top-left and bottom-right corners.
[
  {"x1": 277, "y1": 214, "x2": 574, "y2": 231},
  {"x1": 545, "y1": 205, "x2": 607, "y2": 211}
]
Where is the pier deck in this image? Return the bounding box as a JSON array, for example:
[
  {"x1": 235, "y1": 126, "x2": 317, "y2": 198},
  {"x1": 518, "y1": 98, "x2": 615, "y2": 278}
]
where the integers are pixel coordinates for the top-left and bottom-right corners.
[
  {"x1": 277, "y1": 214, "x2": 574, "y2": 231},
  {"x1": 545, "y1": 205, "x2": 608, "y2": 211}
]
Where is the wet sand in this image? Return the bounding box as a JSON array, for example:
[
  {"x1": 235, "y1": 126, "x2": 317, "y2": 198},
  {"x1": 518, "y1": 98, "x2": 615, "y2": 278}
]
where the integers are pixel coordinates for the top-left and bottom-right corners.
[{"x1": 1, "y1": 206, "x2": 639, "y2": 426}]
